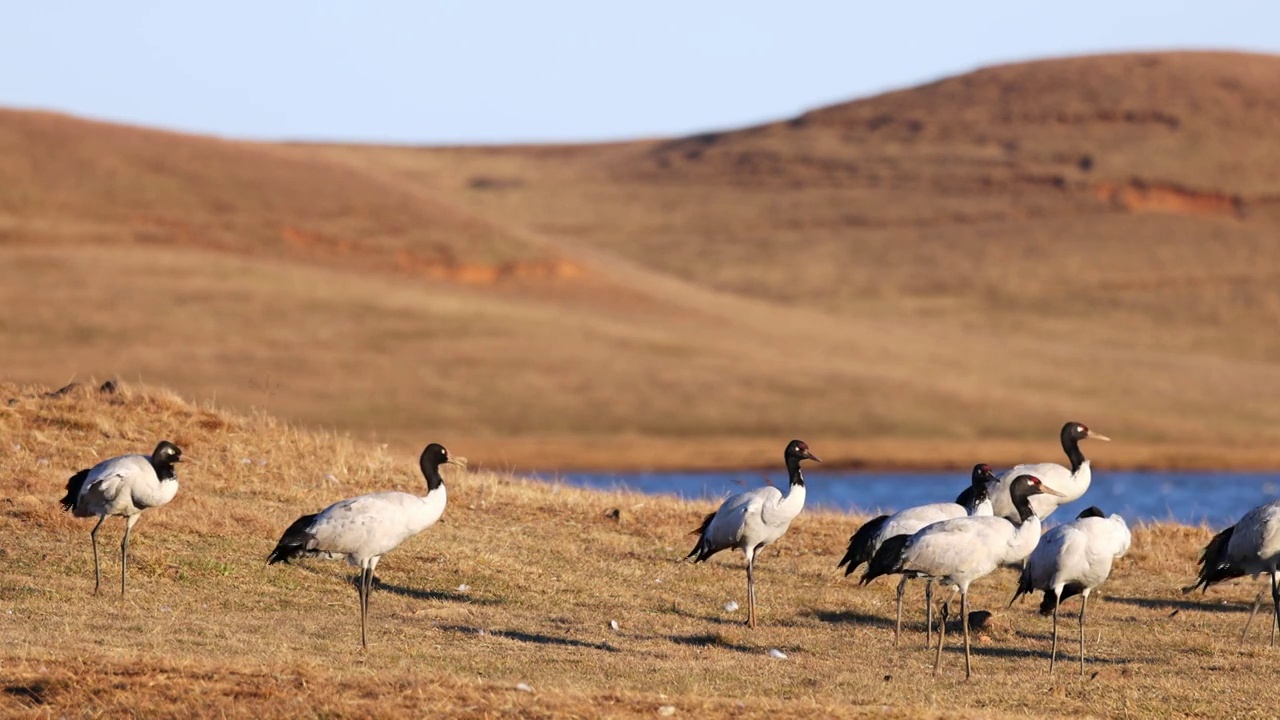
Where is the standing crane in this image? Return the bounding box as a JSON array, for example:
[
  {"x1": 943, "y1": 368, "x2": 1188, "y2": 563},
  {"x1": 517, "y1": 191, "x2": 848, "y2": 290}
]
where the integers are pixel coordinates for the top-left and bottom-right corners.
[
  {"x1": 1011, "y1": 506, "x2": 1131, "y2": 675},
  {"x1": 862, "y1": 475, "x2": 1063, "y2": 679},
  {"x1": 60, "y1": 441, "x2": 184, "y2": 596},
  {"x1": 686, "y1": 440, "x2": 821, "y2": 629},
  {"x1": 982, "y1": 422, "x2": 1109, "y2": 522},
  {"x1": 838, "y1": 463, "x2": 997, "y2": 645},
  {"x1": 1184, "y1": 498, "x2": 1280, "y2": 645},
  {"x1": 268, "y1": 443, "x2": 460, "y2": 649}
]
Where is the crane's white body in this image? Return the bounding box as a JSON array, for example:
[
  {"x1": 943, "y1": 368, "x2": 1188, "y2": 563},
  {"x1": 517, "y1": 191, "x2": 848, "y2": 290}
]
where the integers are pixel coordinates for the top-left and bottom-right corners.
[
  {"x1": 1225, "y1": 499, "x2": 1280, "y2": 576},
  {"x1": 701, "y1": 482, "x2": 806, "y2": 563},
  {"x1": 897, "y1": 514, "x2": 1044, "y2": 593},
  {"x1": 987, "y1": 462, "x2": 1088, "y2": 523},
  {"x1": 72, "y1": 454, "x2": 180, "y2": 519},
  {"x1": 1021, "y1": 513, "x2": 1131, "y2": 601},
  {"x1": 294, "y1": 488, "x2": 448, "y2": 569},
  {"x1": 871, "y1": 499, "x2": 993, "y2": 558},
  {"x1": 1016, "y1": 511, "x2": 1130, "y2": 674}
]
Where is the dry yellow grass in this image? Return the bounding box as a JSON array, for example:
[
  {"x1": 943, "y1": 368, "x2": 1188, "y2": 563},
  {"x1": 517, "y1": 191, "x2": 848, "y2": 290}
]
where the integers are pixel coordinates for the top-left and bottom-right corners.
[{"x1": 1, "y1": 381, "x2": 1277, "y2": 718}]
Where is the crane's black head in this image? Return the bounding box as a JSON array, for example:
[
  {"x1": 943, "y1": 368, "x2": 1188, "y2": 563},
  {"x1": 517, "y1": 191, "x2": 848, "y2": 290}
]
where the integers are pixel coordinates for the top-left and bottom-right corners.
[
  {"x1": 421, "y1": 443, "x2": 451, "y2": 468},
  {"x1": 971, "y1": 463, "x2": 996, "y2": 487},
  {"x1": 150, "y1": 441, "x2": 182, "y2": 481},
  {"x1": 419, "y1": 442, "x2": 454, "y2": 491},
  {"x1": 785, "y1": 440, "x2": 821, "y2": 464},
  {"x1": 1009, "y1": 473, "x2": 1066, "y2": 506},
  {"x1": 151, "y1": 441, "x2": 182, "y2": 465},
  {"x1": 1061, "y1": 422, "x2": 1110, "y2": 445}
]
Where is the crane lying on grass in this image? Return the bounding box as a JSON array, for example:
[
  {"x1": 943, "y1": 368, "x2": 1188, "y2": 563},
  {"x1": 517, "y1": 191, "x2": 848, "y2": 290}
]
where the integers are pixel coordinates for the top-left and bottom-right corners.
[
  {"x1": 862, "y1": 474, "x2": 1063, "y2": 679},
  {"x1": 685, "y1": 440, "x2": 821, "y2": 629},
  {"x1": 838, "y1": 463, "x2": 997, "y2": 646},
  {"x1": 1011, "y1": 505, "x2": 1131, "y2": 675},
  {"x1": 60, "y1": 441, "x2": 184, "y2": 596},
  {"x1": 268, "y1": 443, "x2": 461, "y2": 649},
  {"x1": 1185, "y1": 498, "x2": 1280, "y2": 645},
  {"x1": 982, "y1": 422, "x2": 1109, "y2": 522}
]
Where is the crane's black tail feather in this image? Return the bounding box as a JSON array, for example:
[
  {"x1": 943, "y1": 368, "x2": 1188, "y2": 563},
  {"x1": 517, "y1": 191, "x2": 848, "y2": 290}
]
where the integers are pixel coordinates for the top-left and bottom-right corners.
[
  {"x1": 1182, "y1": 525, "x2": 1245, "y2": 594},
  {"x1": 860, "y1": 533, "x2": 911, "y2": 586},
  {"x1": 1038, "y1": 584, "x2": 1086, "y2": 615},
  {"x1": 60, "y1": 469, "x2": 90, "y2": 512},
  {"x1": 838, "y1": 514, "x2": 888, "y2": 575},
  {"x1": 1009, "y1": 566, "x2": 1035, "y2": 608},
  {"x1": 267, "y1": 513, "x2": 320, "y2": 564},
  {"x1": 685, "y1": 511, "x2": 725, "y2": 563}
]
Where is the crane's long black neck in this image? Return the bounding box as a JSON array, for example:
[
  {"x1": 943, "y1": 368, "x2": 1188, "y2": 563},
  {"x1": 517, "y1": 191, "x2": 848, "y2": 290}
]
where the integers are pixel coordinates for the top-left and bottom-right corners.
[
  {"x1": 150, "y1": 459, "x2": 178, "y2": 482},
  {"x1": 1061, "y1": 433, "x2": 1086, "y2": 474},
  {"x1": 1012, "y1": 489, "x2": 1037, "y2": 524},
  {"x1": 420, "y1": 458, "x2": 445, "y2": 492},
  {"x1": 785, "y1": 456, "x2": 805, "y2": 487}
]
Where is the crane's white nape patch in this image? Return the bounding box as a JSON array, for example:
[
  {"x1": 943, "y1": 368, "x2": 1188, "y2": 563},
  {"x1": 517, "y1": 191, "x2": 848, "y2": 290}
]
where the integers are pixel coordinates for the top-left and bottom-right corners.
[{"x1": 768, "y1": 649, "x2": 788, "y2": 660}]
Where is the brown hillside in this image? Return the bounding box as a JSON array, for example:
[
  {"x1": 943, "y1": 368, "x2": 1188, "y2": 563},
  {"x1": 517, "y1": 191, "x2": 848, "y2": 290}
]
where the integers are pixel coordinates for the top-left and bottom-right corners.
[{"x1": 6, "y1": 52, "x2": 1280, "y2": 468}]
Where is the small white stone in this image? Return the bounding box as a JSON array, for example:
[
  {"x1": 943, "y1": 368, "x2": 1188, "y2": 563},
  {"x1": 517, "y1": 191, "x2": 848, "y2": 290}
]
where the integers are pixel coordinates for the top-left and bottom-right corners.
[
  {"x1": 241, "y1": 458, "x2": 253, "y2": 464},
  {"x1": 515, "y1": 682, "x2": 532, "y2": 693},
  {"x1": 768, "y1": 648, "x2": 788, "y2": 660},
  {"x1": 658, "y1": 706, "x2": 677, "y2": 717},
  {"x1": 160, "y1": 606, "x2": 172, "y2": 613},
  {"x1": 609, "y1": 620, "x2": 620, "y2": 631},
  {"x1": 723, "y1": 601, "x2": 739, "y2": 612},
  {"x1": 457, "y1": 584, "x2": 470, "y2": 593}
]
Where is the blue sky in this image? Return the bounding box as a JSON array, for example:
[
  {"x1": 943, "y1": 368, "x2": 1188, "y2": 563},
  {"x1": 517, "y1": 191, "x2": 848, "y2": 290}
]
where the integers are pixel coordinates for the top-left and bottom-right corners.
[{"x1": 5, "y1": 1, "x2": 1279, "y2": 144}]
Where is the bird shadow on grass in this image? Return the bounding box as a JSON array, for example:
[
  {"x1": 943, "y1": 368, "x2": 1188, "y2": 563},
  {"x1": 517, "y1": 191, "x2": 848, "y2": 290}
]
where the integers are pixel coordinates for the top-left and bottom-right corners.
[
  {"x1": 956, "y1": 644, "x2": 1135, "y2": 664},
  {"x1": 438, "y1": 625, "x2": 619, "y2": 652},
  {"x1": 666, "y1": 633, "x2": 760, "y2": 654},
  {"x1": 1105, "y1": 594, "x2": 1251, "y2": 614},
  {"x1": 363, "y1": 578, "x2": 504, "y2": 606},
  {"x1": 807, "y1": 609, "x2": 898, "y2": 631},
  {"x1": 666, "y1": 606, "x2": 747, "y2": 626}
]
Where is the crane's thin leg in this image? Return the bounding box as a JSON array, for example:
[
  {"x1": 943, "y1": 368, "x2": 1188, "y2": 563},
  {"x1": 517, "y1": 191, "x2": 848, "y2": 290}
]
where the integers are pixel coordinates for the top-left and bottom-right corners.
[
  {"x1": 1270, "y1": 573, "x2": 1280, "y2": 647},
  {"x1": 1079, "y1": 591, "x2": 1089, "y2": 677},
  {"x1": 961, "y1": 591, "x2": 972, "y2": 680},
  {"x1": 925, "y1": 579, "x2": 934, "y2": 648},
  {"x1": 746, "y1": 553, "x2": 757, "y2": 630},
  {"x1": 120, "y1": 515, "x2": 139, "y2": 597},
  {"x1": 358, "y1": 564, "x2": 370, "y2": 650},
  {"x1": 1241, "y1": 586, "x2": 1266, "y2": 645},
  {"x1": 89, "y1": 515, "x2": 106, "y2": 595},
  {"x1": 933, "y1": 597, "x2": 949, "y2": 676},
  {"x1": 1050, "y1": 589, "x2": 1060, "y2": 675},
  {"x1": 894, "y1": 575, "x2": 907, "y2": 646}
]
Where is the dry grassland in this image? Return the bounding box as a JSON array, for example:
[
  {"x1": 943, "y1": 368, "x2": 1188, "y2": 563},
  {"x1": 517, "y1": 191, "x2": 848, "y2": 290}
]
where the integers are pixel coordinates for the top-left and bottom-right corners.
[{"x1": 1, "y1": 382, "x2": 1276, "y2": 718}]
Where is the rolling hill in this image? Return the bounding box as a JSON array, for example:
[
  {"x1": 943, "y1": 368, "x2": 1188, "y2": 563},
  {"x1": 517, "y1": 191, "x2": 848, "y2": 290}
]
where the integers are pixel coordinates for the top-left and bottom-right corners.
[{"x1": 5, "y1": 51, "x2": 1280, "y2": 469}]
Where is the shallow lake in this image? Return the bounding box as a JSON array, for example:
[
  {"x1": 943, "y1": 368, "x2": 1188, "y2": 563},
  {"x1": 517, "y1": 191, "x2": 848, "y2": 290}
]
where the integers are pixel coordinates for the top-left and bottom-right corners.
[{"x1": 533, "y1": 469, "x2": 1280, "y2": 527}]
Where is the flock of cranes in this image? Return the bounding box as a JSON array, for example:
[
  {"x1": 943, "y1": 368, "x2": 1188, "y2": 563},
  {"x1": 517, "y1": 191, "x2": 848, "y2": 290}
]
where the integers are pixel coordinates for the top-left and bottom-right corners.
[{"x1": 54, "y1": 421, "x2": 1280, "y2": 676}]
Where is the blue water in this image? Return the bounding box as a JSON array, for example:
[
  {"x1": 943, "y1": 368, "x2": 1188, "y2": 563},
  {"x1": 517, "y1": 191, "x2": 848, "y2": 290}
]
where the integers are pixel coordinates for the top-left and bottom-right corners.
[{"x1": 534, "y1": 469, "x2": 1280, "y2": 527}]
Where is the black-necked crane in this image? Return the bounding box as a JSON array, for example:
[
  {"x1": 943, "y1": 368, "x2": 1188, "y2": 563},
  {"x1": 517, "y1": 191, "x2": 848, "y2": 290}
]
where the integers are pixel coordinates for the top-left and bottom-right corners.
[
  {"x1": 862, "y1": 475, "x2": 1063, "y2": 679},
  {"x1": 838, "y1": 463, "x2": 997, "y2": 645},
  {"x1": 983, "y1": 422, "x2": 1109, "y2": 522},
  {"x1": 1011, "y1": 505, "x2": 1131, "y2": 675},
  {"x1": 1184, "y1": 498, "x2": 1280, "y2": 645},
  {"x1": 685, "y1": 440, "x2": 820, "y2": 629},
  {"x1": 267, "y1": 442, "x2": 460, "y2": 649},
  {"x1": 59, "y1": 441, "x2": 184, "y2": 596}
]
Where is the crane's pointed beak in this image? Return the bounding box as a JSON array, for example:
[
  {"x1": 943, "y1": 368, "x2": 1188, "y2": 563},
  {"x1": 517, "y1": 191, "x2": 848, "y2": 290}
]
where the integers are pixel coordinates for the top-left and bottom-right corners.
[
  {"x1": 804, "y1": 451, "x2": 822, "y2": 463},
  {"x1": 1041, "y1": 484, "x2": 1068, "y2": 497},
  {"x1": 1087, "y1": 430, "x2": 1111, "y2": 442}
]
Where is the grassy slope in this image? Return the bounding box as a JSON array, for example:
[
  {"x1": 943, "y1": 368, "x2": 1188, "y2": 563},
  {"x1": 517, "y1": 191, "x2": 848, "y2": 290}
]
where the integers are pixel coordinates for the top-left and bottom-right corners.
[
  {"x1": 6, "y1": 52, "x2": 1280, "y2": 468},
  {"x1": 1, "y1": 382, "x2": 1277, "y2": 718}
]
